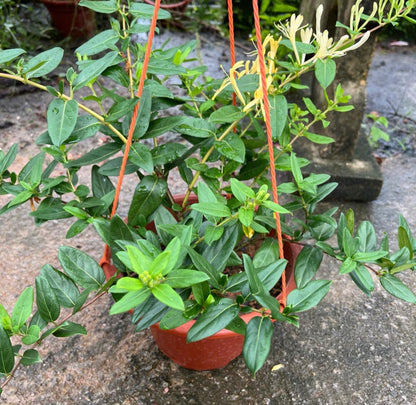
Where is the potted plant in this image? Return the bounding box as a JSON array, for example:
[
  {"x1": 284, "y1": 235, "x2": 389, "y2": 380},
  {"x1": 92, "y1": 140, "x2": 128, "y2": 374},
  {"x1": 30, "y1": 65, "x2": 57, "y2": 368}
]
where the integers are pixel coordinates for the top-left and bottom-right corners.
[
  {"x1": 40, "y1": 0, "x2": 95, "y2": 38},
  {"x1": 0, "y1": 0, "x2": 416, "y2": 392}
]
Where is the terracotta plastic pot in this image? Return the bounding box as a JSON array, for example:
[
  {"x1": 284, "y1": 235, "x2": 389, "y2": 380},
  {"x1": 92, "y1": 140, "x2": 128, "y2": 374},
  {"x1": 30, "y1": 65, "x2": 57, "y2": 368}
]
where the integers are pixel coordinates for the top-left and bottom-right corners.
[
  {"x1": 150, "y1": 240, "x2": 300, "y2": 370},
  {"x1": 102, "y1": 194, "x2": 301, "y2": 370},
  {"x1": 40, "y1": 0, "x2": 95, "y2": 38}
]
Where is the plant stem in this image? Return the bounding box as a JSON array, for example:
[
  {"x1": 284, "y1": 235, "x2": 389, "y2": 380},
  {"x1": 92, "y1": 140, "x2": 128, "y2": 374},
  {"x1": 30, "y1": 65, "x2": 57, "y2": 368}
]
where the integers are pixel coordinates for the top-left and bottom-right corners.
[{"x1": 0, "y1": 73, "x2": 127, "y2": 144}]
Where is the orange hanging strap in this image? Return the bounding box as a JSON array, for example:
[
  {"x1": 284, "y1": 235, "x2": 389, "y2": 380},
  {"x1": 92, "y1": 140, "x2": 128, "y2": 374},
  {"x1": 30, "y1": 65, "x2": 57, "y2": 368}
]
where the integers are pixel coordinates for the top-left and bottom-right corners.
[
  {"x1": 252, "y1": 0, "x2": 287, "y2": 306},
  {"x1": 100, "y1": 0, "x2": 162, "y2": 268},
  {"x1": 227, "y1": 0, "x2": 236, "y2": 107}
]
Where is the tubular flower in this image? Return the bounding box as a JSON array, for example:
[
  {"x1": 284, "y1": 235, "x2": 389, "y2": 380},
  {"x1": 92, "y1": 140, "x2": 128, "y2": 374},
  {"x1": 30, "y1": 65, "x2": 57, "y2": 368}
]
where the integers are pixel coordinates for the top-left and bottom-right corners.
[{"x1": 213, "y1": 35, "x2": 281, "y2": 117}]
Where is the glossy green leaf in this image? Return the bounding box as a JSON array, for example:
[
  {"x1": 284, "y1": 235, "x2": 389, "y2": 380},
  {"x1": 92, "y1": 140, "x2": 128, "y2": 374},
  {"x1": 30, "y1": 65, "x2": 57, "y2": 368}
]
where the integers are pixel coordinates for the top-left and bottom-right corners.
[
  {"x1": 243, "y1": 316, "x2": 273, "y2": 375},
  {"x1": 230, "y1": 178, "x2": 255, "y2": 202},
  {"x1": 129, "y1": 2, "x2": 171, "y2": 19},
  {"x1": 30, "y1": 198, "x2": 72, "y2": 220},
  {"x1": 18, "y1": 151, "x2": 44, "y2": 186},
  {"x1": 144, "y1": 116, "x2": 186, "y2": 139},
  {"x1": 58, "y1": 246, "x2": 105, "y2": 290},
  {"x1": 214, "y1": 133, "x2": 246, "y2": 163},
  {"x1": 111, "y1": 277, "x2": 143, "y2": 293},
  {"x1": 286, "y1": 280, "x2": 331, "y2": 313},
  {"x1": 187, "y1": 298, "x2": 239, "y2": 342},
  {"x1": 295, "y1": 246, "x2": 323, "y2": 289},
  {"x1": 152, "y1": 283, "x2": 184, "y2": 311},
  {"x1": 21, "y1": 325, "x2": 40, "y2": 345},
  {"x1": 380, "y1": 274, "x2": 416, "y2": 303},
  {"x1": 166, "y1": 270, "x2": 210, "y2": 288},
  {"x1": 199, "y1": 223, "x2": 238, "y2": 271},
  {"x1": 0, "y1": 305, "x2": 12, "y2": 331},
  {"x1": 109, "y1": 288, "x2": 152, "y2": 314},
  {"x1": 151, "y1": 143, "x2": 187, "y2": 166},
  {"x1": 0, "y1": 48, "x2": 25, "y2": 64},
  {"x1": 243, "y1": 254, "x2": 265, "y2": 295},
  {"x1": 122, "y1": 88, "x2": 152, "y2": 139},
  {"x1": 40, "y1": 264, "x2": 80, "y2": 308},
  {"x1": 0, "y1": 143, "x2": 18, "y2": 175},
  {"x1": 349, "y1": 265, "x2": 374, "y2": 297},
  {"x1": 269, "y1": 94, "x2": 287, "y2": 143},
  {"x1": 20, "y1": 349, "x2": 41, "y2": 366},
  {"x1": 209, "y1": 105, "x2": 245, "y2": 124},
  {"x1": 339, "y1": 256, "x2": 357, "y2": 274},
  {"x1": 52, "y1": 321, "x2": 87, "y2": 337},
  {"x1": 73, "y1": 51, "x2": 120, "y2": 90},
  {"x1": 356, "y1": 221, "x2": 377, "y2": 252},
  {"x1": 398, "y1": 226, "x2": 413, "y2": 259},
  {"x1": 174, "y1": 117, "x2": 216, "y2": 139},
  {"x1": 11, "y1": 287, "x2": 33, "y2": 331},
  {"x1": 315, "y1": 58, "x2": 336, "y2": 89},
  {"x1": 35, "y1": 276, "x2": 60, "y2": 323},
  {"x1": 186, "y1": 247, "x2": 221, "y2": 288},
  {"x1": 128, "y1": 175, "x2": 167, "y2": 225},
  {"x1": 0, "y1": 326, "x2": 15, "y2": 375},
  {"x1": 128, "y1": 143, "x2": 153, "y2": 173},
  {"x1": 68, "y1": 143, "x2": 121, "y2": 167},
  {"x1": 191, "y1": 202, "x2": 231, "y2": 218},
  {"x1": 79, "y1": 0, "x2": 118, "y2": 13},
  {"x1": 23, "y1": 47, "x2": 64, "y2": 78},
  {"x1": 75, "y1": 29, "x2": 119, "y2": 56}
]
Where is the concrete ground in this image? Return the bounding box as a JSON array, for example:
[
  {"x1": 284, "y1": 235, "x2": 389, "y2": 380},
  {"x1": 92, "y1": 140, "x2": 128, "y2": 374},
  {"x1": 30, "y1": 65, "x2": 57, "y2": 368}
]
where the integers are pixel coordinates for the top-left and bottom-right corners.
[{"x1": 0, "y1": 39, "x2": 416, "y2": 404}]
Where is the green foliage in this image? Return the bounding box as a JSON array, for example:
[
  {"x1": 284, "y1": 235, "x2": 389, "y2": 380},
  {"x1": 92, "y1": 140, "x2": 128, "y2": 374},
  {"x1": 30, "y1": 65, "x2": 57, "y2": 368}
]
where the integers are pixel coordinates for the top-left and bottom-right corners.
[{"x1": 0, "y1": 0, "x2": 416, "y2": 389}]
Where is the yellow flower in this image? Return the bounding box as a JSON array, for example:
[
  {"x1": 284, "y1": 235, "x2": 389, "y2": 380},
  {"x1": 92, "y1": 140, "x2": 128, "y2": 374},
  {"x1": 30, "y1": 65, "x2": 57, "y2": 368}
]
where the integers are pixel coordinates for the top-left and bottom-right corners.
[{"x1": 213, "y1": 35, "x2": 281, "y2": 117}]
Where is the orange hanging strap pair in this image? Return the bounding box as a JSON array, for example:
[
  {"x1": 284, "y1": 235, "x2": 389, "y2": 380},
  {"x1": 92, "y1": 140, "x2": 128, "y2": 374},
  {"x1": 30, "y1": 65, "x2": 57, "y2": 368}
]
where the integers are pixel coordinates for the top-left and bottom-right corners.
[
  {"x1": 251, "y1": 0, "x2": 287, "y2": 306},
  {"x1": 100, "y1": 0, "x2": 162, "y2": 268}
]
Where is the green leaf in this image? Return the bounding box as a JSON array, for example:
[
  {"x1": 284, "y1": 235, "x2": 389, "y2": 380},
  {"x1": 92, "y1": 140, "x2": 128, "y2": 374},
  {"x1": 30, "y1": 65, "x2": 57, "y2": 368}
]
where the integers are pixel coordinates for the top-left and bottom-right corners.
[
  {"x1": 339, "y1": 257, "x2": 357, "y2": 274},
  {"x1": 357, "y1": 221, "x2": 377, "y2": 252},
  {"x1": 47, "y1": 98, "x2": 78, "y2": 147},
  {"x1": 151, "y1": 143, "x2": 186, "y2": 166},
  {"x1": 174, "y1": 117, "x2": 215, "y2": 139},
  {"x1": 398, "y1": 226, "x2": 413, "y2": 259},
  {"x1": 230, "y1": 178, "x2": 255, "y2": 202},
  {"x1": 129, "y1": 2, "x2": 171, "y2": 19},
  {"x1": 22, "y1": 325, "x2": 40, "y2": 345},
  {"x1": 253, "y1": 238, "x2": 281, "y2": 268},
  {"x1": 352, "y1": 251, "x2": 388, "y2": 262},
  {"x1": 79, "y1": 0, "x2": 118, "y2": 13},
  {"x1": 315, "y1": 58, "x2": 336, "y2": 89},
  {"x1": 286, "y1": 280, "x2": 331, "y2": 313},
  {"x1": 11, "y1": 287, "x2": 33, "y2": 331},
  {"x1": 191, "y1": 202, "x2": 231, "y2": 218},
  {"x1": 151, "y1": 283, "x2": 184, "y2": 311},
  {"x1": 0, "y1": 48, "x2": 25, "y2": 64},
  {"x1": 127, "y1": 176, "x2": 167, "y2": 225},
  {"x1": 243, "y1": 254, "x2": 265, "y2": 295},
  {"x1": 20, "y1": 349, "x2": 41, "y2": 366},
  {"x1": 67, "y1": 143, "x2": 121, "y2": 167},
  {"x1": 0, "y1": 143, "x2": 18, "y2": 175},
  {"x1": 109, "y1": 288, "x2": 152, "y2": 314},
  {"x1": 209, "y1": 105, "x2": 245, "y2": 124},
  {"x1": 380, "y1": 274, "x2": 416, "y2": 303},
  {"x1": 122, "y1": 87, "x2": 152, "y2": 139},
  {"x1": 18, "y1": 151, "x2": 44, "y2": 186},
  {"x1": 295, "y1": 246, "x2": 323, "y2": 289},
  {"x1": 58, "y1": 246, "x2": 105, "y2": 290},
  {"x1": 23, "y1": 47, "x2": 64, "y2": 78},
  {"x1": 304, "y1": 132, "x2": 334, "y2": 144},
  {"x1": 145, "y1": 116, "x2": 186, "y2": 139},
  {"x1": 238, "y1": 207, "x2": 254, "y2": 227},
  {"x1": 166, "y1": 270, "x2": 210, "y2": 288},
  {"x1": 35, "y1": 276, "x2": 60, "y2": 323},
  {"x1": 349, "y1": 265, "x2": 374, "y2": 297},
  {"x1": 243, "y1": 316, "x2": 273, "y2": 375},
  {"x1": 75, "y1": 29, "x2": 119, "y2": 56},
  {"x1": 199, "y1": 224, "x2": 238, "y2": 271},
  {"x1": 127, "y1": 143, "x2": 153, "y2": 173},
  {"x1": 52, "y1": 321, "x2": 87, "y2": 337},
  {"x1": 0, "y1": 326, "x2": 15, "y2": 374},
  {"x1": 215, "y1": 133, "x2": 246, "y2": 163},
  {"x1": 290, "y1": 152, "x2": 303, "y2": 186},
  {"x1": 268, "y1": 94, "x2": 287, "y2": 142},
  {"x1": 30, "y1": 198, "x2": 72, "y2": 220},
  {"x1": 187, "y1": 298, "x2": 239, "y2": 342},
  {"x1": 0, "y1": 305, "x2": 12, "y2": 331},
  {"x1": 40, "y1": 264, "x2": 80, "y2": 308},
  {"x1": 186, "y1": 247, "x2": 221, "y2": 288},
  {"x1": 73, "y1": 51, "x2": 120, "y2": 90}
]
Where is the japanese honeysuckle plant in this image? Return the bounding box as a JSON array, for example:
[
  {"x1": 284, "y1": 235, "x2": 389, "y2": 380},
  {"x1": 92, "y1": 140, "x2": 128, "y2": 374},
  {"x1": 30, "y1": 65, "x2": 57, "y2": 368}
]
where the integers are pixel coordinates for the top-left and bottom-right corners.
[{"x1": 1, "y1": 0, "x2": 416, "y2": 389}]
